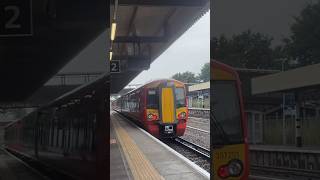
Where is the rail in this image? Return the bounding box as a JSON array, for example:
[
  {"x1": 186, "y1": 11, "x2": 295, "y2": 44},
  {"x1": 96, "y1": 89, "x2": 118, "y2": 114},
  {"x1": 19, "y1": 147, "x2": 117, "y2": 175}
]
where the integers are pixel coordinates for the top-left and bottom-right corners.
[{"x1": 175, "y1": 137, "x2": 210, "y2": 159}]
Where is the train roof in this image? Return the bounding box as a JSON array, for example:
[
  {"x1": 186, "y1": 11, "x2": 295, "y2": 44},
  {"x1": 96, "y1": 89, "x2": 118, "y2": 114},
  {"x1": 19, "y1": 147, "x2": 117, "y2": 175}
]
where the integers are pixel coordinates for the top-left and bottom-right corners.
[
  {"x1": 211, "y1": 59, "x2": 241, "y2": 80},
  {"x1": 119, "y1": 79, "x2": 185, "y2": 97}
]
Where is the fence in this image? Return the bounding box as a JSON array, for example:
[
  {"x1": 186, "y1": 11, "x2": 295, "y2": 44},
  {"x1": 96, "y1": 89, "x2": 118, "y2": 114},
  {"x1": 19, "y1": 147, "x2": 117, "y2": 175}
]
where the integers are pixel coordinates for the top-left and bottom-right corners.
[
  {"x1": 262, "y1": 116, "x2": 320, "y2": 147},
  {"x1": 188, "y1": 108, "x2": 210, "y2": 119}
]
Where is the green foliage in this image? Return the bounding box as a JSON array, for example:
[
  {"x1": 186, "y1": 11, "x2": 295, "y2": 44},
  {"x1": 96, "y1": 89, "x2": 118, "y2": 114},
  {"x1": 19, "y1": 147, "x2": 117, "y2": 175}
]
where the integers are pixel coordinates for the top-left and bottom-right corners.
[
  {"x1": 212, "y1": 30, "x2": 278, "y2": 69},
  {"x1": 284, "y1": 1, "x2": 320, "y2": 66},
  {"x1": 172, "y1": 63, "x2": 210, "y2": 83},
  {"x1": 171, "y1": 71, "x2": 198, "y2": 83},
  {"x1": 198, "y1": 63, "x2": 210, "y2": 82}
]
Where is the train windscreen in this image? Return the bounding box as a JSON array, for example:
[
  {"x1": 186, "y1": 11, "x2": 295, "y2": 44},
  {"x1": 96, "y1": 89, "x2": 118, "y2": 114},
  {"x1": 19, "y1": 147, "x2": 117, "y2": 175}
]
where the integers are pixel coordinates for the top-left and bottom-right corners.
[
  {"x1": 212, "y1": 80, "x2": 244, "y2": 145},
  {"x1": 147, "y1": 89, "x2": 159, "y2": 109},
  {"x1": 175, "y1": 88, "x2": 186, "y2": 108}
]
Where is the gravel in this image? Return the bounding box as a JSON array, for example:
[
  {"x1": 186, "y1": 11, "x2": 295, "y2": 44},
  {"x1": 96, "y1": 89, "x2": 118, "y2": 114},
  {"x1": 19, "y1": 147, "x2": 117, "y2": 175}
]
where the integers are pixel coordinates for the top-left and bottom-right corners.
[
  {"x1": 181, "y1": 117, "x2": 210, "y2": 149},
  {"x1": 162, "y1": 139, "x2": 210, "y2": 172}
]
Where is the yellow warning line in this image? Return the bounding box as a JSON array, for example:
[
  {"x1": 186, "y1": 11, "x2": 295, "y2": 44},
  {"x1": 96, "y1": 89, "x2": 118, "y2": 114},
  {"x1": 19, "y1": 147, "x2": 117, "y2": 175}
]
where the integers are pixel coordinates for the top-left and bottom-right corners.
[{"x1": 112, "y1": 115, "x2": 164, "y2": 180}]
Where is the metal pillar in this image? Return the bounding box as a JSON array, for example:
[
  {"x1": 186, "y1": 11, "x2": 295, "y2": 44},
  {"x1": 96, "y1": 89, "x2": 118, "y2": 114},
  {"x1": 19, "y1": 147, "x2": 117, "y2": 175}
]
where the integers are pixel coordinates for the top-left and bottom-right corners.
[
  {"x1": 95, "y1": 83, "x2": 109, "y2": 179},
  {"x1": 282, "y1": 93, "x2": 286, "y2": 145},
  {"x1": 295, "y1": 93, "x2": 302, "y2": 147},
  {"x1": 34, "y1": 111, "x2": 40, "y2": 157}
]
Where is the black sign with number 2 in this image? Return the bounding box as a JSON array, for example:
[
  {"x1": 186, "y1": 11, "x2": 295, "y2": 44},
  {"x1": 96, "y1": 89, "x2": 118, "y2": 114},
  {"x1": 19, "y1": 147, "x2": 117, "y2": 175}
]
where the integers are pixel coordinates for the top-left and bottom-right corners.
[{"x1": 0, "y1": 0, "x2": 32, "y2": 36}]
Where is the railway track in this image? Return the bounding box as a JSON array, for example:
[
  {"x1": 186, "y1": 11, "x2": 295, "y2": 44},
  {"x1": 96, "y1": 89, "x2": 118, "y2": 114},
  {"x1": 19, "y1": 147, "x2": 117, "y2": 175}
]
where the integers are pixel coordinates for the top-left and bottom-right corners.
[
  {"x1": 251, "y1": 165, "x2": 320, "y2": 180},
  {"x1": 175, "y1": 137, "x2": 210, "y2": 158},
  {"x1": 162, "y1": 137, "x2": 210, "y2": 172},
  {"x1": 187, "y1": 125, "x2": 209, "y2": 133},
  {"x1": 4, "y1": 148, "x2": 77, "y2": 180}
]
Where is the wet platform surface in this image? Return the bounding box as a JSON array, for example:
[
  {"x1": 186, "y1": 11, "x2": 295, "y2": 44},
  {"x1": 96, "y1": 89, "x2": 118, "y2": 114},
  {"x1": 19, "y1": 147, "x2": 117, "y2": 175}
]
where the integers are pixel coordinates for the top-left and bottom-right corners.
[{"x1": 110, "y1": 111, "x2": 209, "y2": 180}]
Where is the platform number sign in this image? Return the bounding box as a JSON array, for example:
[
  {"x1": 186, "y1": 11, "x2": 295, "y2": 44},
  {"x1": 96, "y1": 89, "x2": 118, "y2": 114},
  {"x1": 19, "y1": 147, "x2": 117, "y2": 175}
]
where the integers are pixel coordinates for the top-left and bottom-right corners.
[
  {"x1": 110, "y1": 60, "x2": 121, "y2": 73},
  {"x1": 0, "y1": 0, "x2": 33, "y2": 37}
]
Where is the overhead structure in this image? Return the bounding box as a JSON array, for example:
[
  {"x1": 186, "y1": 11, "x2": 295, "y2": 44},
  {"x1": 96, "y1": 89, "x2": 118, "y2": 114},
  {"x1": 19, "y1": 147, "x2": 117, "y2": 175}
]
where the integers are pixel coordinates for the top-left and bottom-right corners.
[
  {"x1": 252, "y1": 63, "x2": 320, "y2": 95},
  {"x1": 110, "y1": 0, "x2": 210, "y2": 93},
  {"x1": 0, "y1": 0, "x2": 107, "y2": 102}
]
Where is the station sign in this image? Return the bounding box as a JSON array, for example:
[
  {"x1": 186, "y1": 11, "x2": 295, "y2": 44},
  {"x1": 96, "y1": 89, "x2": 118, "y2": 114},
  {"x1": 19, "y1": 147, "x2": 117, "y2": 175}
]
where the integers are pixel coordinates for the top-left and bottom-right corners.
[
  {"x1": 284, "y1": 106, "x2": 296, "y2": 116},
  {"x1": 0, "y1": 0, "x2": 33, "y2": 37},
  {"x1": 284, "y1": 93, "x2": 296, "y2": 116},
  {"x1": 110, "y1": 60, "x2": 121, "y2": 73}
]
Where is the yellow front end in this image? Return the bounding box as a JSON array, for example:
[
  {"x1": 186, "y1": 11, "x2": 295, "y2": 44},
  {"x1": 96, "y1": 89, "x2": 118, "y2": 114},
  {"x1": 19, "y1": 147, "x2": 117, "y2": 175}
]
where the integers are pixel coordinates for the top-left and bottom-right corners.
[{"x1": 161, "y1": 87, "x2": 175, "y2": 123}]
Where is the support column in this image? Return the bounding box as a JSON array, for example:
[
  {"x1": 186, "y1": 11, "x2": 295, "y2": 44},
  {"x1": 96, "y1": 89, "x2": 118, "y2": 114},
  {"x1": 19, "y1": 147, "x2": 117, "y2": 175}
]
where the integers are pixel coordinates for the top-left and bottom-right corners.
[
  {"x1": 295, "y1": 93, "x2": 302, "y2": 147},
  {"x1": 95, "y1": 82, "x2": 109, "y2": 180},
  {"x1": 282, "y1": 92, "x2": 286, "y2": 145},
  {"x1": 34, "y1": 111, "x2": 40, "y2": 157}
]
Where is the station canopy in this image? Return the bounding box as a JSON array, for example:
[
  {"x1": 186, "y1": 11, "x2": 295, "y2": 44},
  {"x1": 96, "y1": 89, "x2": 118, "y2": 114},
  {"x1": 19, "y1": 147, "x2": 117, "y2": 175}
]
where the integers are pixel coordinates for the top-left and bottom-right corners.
[
  {"x1": 252, "y1": 63, "x2": 320, "y2": 95},
  {"x1": 0, "y1": 1, "x2": 106, "y2": 102},
  {"x1": 110, "y1": 0, "x2": 209, "y2": 93}
]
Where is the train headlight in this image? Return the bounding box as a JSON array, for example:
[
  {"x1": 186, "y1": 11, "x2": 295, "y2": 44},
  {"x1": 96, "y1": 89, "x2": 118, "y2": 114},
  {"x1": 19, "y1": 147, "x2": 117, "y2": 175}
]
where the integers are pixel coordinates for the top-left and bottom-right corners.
[
  {"x1": 218, "y1": 165, "x2": 229, "y2": 178},
  {"x1": 228, "y1": 159, "x2": 243, "y2": 176},
  {"x1": 147, "y1": 113, "x2": 158, "y2": 121},
  {"x1": 147, "y1": 114, "x2": 153, "y2": 120},
  {"x1": 218, "y1": 159, "x2": 243, "y2": 178},
  {"x1": 179, "y1": 112, "x2": 186, "y2": 119}
]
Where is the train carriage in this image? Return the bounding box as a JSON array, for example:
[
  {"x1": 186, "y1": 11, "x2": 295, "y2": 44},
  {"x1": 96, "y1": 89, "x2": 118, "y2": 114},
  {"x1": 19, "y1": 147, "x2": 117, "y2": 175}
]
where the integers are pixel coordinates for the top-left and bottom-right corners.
[
  {"x1": 211, "y1": 60, "x2": 249, "y2": 179},
  {"x1": 112, "y1": 79, "x2": 188, "y2": 138}
]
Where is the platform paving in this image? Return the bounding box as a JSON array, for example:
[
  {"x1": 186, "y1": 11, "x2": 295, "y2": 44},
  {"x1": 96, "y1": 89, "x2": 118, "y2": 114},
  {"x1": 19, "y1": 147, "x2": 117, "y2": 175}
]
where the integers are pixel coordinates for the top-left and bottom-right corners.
[{"x1": 110, "y1": 111, "x2": 209, "y2": 180}]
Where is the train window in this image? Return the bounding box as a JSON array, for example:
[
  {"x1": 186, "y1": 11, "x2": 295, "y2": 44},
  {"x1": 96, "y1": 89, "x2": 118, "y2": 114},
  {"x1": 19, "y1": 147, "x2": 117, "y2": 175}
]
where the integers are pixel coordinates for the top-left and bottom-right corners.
[
  {"x1": 175, "y1": 88, "x2": 186, "y2": 108},
  {"x1": 147, "y1": 89, "x2": 159, "y2": 109},
  {"x1": 212, "y1": 80, "x2": 243, "y2": 144}
]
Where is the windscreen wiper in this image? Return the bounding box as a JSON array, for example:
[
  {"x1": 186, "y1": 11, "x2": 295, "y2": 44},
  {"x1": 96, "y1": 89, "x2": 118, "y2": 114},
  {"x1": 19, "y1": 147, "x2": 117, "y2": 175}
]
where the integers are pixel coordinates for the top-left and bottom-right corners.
[{"x1": 211, "y1": 109, "x2": 230, "y2": 145}]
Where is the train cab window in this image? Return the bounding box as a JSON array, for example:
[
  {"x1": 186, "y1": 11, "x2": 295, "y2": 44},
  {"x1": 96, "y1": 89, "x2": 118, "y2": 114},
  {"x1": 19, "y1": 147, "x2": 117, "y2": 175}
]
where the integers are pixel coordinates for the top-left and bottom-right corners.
[
  {"x1": 212, "y1": 80, "x2": 243, "y2": 144},
  {"x1": 175, "y1": 88, "x2": 186, "y2": 108},
  {"x1": 147, "y1": 89, "x2": 159, "y2": 109}
]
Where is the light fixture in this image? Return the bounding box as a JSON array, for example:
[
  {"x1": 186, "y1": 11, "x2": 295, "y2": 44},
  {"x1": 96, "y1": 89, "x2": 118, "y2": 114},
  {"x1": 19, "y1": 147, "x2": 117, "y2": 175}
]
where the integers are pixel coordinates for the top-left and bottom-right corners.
[
  {"x1": 109, "y1": 51, "x2": 113, "y2": 61},
  {"x1": 111, "y1": 21, "x2": 117, "y2": 41}
]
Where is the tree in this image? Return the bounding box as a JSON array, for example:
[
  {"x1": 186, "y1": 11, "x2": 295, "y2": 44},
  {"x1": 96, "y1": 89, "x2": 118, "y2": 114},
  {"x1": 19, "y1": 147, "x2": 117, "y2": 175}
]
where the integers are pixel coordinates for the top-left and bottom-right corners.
[
  {"x1": 212, "y1": 30, "x2": 278, "y2": 69},
  {"x1": 284, "y1": 1, "x2": 320, "y2": 66},
  {"x1": 171, "y1": 71, "x2": 198, "y2": 83},
  {"x1": 198, "y1": 63, "x2": 210, "y2": 82}
]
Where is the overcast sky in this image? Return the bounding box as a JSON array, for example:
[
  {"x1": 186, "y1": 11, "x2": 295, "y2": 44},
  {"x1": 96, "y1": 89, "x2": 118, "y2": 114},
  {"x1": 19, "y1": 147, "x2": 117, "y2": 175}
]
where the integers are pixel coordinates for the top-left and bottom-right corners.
[{"x1": 130, "y1": 11, "x2": 210, "y2": 85}]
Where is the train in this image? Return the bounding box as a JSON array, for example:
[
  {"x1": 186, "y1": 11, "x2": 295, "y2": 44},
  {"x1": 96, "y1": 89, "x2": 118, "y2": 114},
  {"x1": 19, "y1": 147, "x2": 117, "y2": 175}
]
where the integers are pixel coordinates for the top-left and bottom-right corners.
[
  {"x1": 211, "y1": 60, "x2": 249, "y2": 179},
  {"x1": 112, "y1": 79, "x2": 188, "y2": 138}
]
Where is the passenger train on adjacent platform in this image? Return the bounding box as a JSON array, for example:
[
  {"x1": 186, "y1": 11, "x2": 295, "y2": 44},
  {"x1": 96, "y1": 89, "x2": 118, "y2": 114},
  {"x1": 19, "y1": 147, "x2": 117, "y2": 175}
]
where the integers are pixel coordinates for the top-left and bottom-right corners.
[
  {"x1": 211, "y1": 60, "x2": 249, "y2": 179},
  {"x1": 112, "y1": 79, "x2": 188, "y2": 138}
]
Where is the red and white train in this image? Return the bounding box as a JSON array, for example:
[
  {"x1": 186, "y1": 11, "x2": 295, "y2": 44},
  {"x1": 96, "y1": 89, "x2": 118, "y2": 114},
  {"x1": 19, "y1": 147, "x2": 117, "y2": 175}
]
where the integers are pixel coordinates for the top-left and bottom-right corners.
[{"x1": 112, "y1": 79, "x2": 188, "y2": 138}]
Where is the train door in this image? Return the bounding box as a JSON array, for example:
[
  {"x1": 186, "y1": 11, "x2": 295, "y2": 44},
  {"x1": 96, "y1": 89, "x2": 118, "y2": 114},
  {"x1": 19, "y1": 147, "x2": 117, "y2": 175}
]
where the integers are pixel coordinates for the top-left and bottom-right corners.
[
  {"x1": 158, "y1": 82, "x2": 177, "y2": 136},
  {"x1": 160, "y1": 87, "x2": 175, "y2": 124}
]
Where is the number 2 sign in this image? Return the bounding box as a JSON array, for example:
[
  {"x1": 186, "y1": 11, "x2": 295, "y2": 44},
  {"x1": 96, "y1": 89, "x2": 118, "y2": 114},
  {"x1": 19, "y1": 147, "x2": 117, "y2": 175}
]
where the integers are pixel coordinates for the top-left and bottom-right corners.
[
  {"x1": 110, "y1": 60, "x2": 121, "y2": 73},
  {"x1": 0, "y1": 0, "x2": 33, "y2": 37}
]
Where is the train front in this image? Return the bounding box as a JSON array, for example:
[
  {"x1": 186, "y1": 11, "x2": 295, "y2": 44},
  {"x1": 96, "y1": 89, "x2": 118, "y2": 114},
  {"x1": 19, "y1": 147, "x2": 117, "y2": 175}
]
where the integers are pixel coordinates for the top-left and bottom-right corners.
[
  {"x1": 144, "y1": 80, "x2": 188, "y2": 138},
  {"x1": 211, "y1": 60, "x2": 249, "y2": 180}
]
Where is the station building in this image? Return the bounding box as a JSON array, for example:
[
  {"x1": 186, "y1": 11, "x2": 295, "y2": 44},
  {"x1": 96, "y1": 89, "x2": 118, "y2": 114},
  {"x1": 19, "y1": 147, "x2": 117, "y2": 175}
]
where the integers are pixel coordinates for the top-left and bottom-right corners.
[
  {"x1": 187, "y1": 82, "x2": 210, "y2": 109},
  {"x1": 252, "y1": 63, "x2": 320, "y2": 147}
]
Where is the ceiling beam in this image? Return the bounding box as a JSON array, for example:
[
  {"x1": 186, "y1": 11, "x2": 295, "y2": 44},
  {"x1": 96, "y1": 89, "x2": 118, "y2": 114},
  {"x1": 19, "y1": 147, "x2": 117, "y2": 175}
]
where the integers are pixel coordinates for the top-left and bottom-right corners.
[
  {"x1": 114, "y1": 36, "x2": 166, "y2": 43},
  {"x1": 111, "y1": 0, "x2": 207, "y2": 6},
  {"x1": 113, "y1": 55, "x2": 150, "y2": 61}
]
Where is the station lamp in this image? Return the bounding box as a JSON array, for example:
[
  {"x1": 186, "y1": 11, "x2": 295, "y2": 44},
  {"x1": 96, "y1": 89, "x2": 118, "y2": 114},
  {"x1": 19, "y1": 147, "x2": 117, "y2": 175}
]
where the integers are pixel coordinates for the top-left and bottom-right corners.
[
  {"x1": 109, "y1": 51, "x2": 113, "y2": 61},
  {"x1": 111, "y1": 20, "x2": 117, "y2": 41}
]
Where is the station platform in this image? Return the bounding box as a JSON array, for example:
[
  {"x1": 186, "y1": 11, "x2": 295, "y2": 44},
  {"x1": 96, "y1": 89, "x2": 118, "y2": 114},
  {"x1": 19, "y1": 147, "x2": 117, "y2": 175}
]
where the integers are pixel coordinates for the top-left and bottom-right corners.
[
  {"x1": 110, "y1": 111, "x2": 210, "y2": 180},
  {"x1": 0, "y1": 148, "x2": 44, "y2": 180}
]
